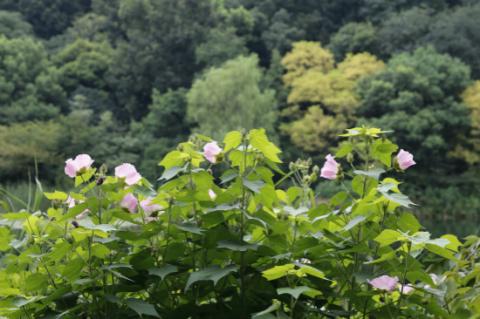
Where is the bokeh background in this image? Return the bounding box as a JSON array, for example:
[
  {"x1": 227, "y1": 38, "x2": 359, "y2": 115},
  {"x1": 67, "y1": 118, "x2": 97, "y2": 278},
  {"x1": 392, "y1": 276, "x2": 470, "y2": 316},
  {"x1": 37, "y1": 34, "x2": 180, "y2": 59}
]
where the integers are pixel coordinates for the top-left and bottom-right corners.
[{"x1": 0, "y1": 0, "x2": 478, "y2": 235}]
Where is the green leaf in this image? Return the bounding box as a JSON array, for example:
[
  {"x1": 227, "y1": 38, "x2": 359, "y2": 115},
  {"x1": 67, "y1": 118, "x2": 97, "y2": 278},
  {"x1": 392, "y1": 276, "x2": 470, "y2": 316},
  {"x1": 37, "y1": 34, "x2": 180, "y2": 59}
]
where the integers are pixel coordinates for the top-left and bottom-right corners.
[
  {"x1": 379, "y1": 190, "x2": 416, "y2": 208},
  {"x1": 62, "y1": 258, "x2": 85, "y2": 281},
  {"x1": 175, "y1": 222, "x2": 204, "y2": 235},
  {"x1": 44, "y1": 191, "x2": 68, "y2": 201},
  {"x1": 298, "y1": 264, "x2": 326, "y2": 279},
  {"x1": 249, "y1": 129, "x2": 282, "y2": 163},
  {"x1": 335, "y1": 142, "x2": 353, "y2": 158},
  {"x1": 125, "y1": 299, "x2": 160, "y2": 318},
  {"x1": 262, "y1": 264, "x2": 295, "y2": 281},
  {"x1": 159, "y1": 150, "x2": 189, "y2": 169},
  {"x1": 252, "y1": 300, "x2": 281, "y2": 318},
  {"x1": 0, "y1": 227, "x2": 11, "y2": 251},
  {"x1": 243, "y1": 178, "x2": 265, "y2": 193},
  {"x1": 353, "y1": 169, "x2": 385, "y2": 180},
  {"x1": 397, "y1": 212, "x2": 421, "y2": 233},
  {"x1": 223, "y1": 131, "x2": 242, "y2": 152},
  {"x1": 374, "y1": 229, "x2": 403, "y2": 247},
  {"x1": 24, "y1": 273, "x2": 48, "y2": 292},
  {"x1": 148, "y1": 264, "x2": 178, "y2": 280},
  {"x1": 159, "y1": 166, "x2": 185, "y2": 180},
  {"x1": 371, "y1": 139, "x2": 398, "y2": 167},
  {"x1": 217, "y1": 240, "x2": 259, "y2": 252},
  {"x1": 185, "y1": 265, "x2": 238, "y2": 290},
  {"x1": 344, "y1": 216, "x2": 366, "y2": 231},
  {"x1": 92, "y1": 244, "x2": 110, "y2": 259},
  {"x1": 48, "y1": 241, "x2": 71, "y2": 261},
  {"x1": 277, "y1": 286, "x2": 321, "y2": 299}
]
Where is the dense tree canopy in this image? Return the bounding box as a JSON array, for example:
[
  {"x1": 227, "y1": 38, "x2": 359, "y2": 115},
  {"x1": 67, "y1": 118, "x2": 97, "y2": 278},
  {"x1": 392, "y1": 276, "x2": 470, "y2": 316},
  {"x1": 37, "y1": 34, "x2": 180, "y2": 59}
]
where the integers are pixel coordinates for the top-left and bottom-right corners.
[
  {"x1": 187, "y1": 55, "x2": 276, "y2": 138},
  {"x1": 357, "y1": 46, "x2": 471, "y2": 171},
  {"x1": 0, "y1": 0, "x2": 479, "y2": 217}
]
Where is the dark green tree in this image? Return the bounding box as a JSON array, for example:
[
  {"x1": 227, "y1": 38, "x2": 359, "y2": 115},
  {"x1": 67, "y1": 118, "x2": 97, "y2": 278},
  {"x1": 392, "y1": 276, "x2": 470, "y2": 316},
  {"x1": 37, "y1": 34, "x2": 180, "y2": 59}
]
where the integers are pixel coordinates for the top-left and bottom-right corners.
[
  {"x1": 357, "y1": 46, "x2": 471, "y2": 172},
  {"x1": 0, "y1": 36, "x2": 66, "y2": 124}
]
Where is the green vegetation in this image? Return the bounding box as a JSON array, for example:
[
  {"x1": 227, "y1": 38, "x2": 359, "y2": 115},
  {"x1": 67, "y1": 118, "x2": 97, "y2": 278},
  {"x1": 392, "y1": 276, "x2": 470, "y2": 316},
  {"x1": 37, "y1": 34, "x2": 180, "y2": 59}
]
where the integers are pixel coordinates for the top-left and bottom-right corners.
[
  {"x1": 0, "y1": 128, "x2": 478, "y2": 318},
  {"x1": 0, "y1": 0, "x2": 479, "y2": 222}
]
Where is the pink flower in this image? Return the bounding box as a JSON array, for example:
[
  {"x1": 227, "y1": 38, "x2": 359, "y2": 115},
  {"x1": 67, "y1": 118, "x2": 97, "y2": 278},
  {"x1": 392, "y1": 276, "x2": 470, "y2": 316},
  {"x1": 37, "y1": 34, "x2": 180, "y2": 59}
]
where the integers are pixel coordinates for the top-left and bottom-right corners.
[
  {"x1": 396, "y1": 149, "x2": 416, "y2": 170},
  {"x1": 64, "y1": 154, "x2": 94, "y2": 178},
  {"x1": 140, "y1": 197, "x2": 162, "y2": 214},
  {"x1": 368, "y1": 275, "x2": 399, "y2": 292},
  {"x1": 399, "y1": 284, "x2": 415, "y2": 294},
  {"x1": 115, "y1": 163, "x2": 142, "y2": 185},
  {"x1": 121, "y1": 193, "x2": 138, "y2": 213},
  {"x1": 65, "y1": 196, "x2": 76, "y2": 208},
  {"x1": 203, "y1": 142, "x2": 222, "y2": 164},
  {"x1": 320, "y1": 154, "x2": 339, "y2": 180}
]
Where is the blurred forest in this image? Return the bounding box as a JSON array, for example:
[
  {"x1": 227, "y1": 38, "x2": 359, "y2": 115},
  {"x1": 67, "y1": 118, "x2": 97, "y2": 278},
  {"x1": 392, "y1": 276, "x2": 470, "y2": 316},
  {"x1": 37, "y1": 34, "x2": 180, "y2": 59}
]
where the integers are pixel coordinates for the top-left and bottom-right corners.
[{"x1": 0, "y1": 0, "x2": 479, "y2": 219}]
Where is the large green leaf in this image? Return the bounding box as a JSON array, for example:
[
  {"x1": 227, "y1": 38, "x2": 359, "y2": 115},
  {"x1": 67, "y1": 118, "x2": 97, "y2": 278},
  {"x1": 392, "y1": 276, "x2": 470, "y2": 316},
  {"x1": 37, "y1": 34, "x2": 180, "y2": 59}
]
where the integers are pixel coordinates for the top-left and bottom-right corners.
[
  {"x1": 126, "y1": 299, "x2": 160, "y2": 318},
  {"x1": 185, "y1": 265, "x2": 238, "y2": 290},
  {"x1": 223, "y1": 131, "x2": 242, "y2": 152},
  {"x1": 148, "y1": 264, "x2": 178, "y2": 280},
  {"x1": 262, "y1": 264, "x2": 295, "y2": 281},
  {"x1": 277, "y1": 286, "x2": 321, "y2": 299},
  {"x1": 374, "y1": 229, "x2": 403, "y2": 247},
  {"x1": 248, "y1": 129, "x2": 282, "y2": 163}
]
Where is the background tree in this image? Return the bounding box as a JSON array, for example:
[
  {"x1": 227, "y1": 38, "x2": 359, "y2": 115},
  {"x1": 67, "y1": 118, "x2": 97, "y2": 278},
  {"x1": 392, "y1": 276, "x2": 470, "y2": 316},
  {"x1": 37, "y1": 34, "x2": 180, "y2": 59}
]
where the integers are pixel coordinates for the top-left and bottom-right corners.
[
  {"x1": 281, "y1": 43, "x2": 385, "y2": 153},
  {"x1": 0, "y1": 10, "x2": 33, "y2": 38},
  {"x1": 328, "y1": 22, "x2": 377, "y2": 60},
  {"x1": 187, "y1": 55, "x2": 276, "y2": 138},
  {"x1": 0, "y1": 36, "x2": 66, "y2": 124},
  {"x1": 357, "y1": 46, "x2": 472, "y2": 172}
]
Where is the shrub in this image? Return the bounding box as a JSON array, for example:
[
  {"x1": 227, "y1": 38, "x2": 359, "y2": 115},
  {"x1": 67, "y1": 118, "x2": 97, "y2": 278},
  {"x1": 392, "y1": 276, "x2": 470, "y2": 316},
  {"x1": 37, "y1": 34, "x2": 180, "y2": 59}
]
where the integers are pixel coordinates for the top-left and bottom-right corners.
[{"x1": 0, "y1": 127, "x2": 478, "y2": 318}]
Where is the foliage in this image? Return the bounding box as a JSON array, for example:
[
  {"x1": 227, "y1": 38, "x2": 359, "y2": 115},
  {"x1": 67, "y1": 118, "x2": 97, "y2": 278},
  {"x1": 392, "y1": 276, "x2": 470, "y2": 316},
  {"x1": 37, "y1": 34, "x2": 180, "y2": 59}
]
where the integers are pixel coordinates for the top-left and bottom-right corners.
[
  {"x1": 357, "y1": 46, "x2": 472, "y2": 172},
  {"x1": 455, "y1": 81, "x2": 480, "y2": 164},
  {"x1": 0, "y1": 11, "x2": 33, "y2": 38},
  {"x1": 187, "y1": 55, "x2": 277, "y2": 138},
  {"x1": 281, "y1": 43, "x2": 385, "y2": 153},
  {"x1": 0, "y1": 36, "x2": 66, "y2": 124},
  {"x1": 0, "y1": 121, "x2": 63, "y2": 179},
  {"x1": 328, "y1": 22, "x2": 377, "y2": 60},
  {"x1": 0, "y1": 127, "x2": 478, "y2": 318}
]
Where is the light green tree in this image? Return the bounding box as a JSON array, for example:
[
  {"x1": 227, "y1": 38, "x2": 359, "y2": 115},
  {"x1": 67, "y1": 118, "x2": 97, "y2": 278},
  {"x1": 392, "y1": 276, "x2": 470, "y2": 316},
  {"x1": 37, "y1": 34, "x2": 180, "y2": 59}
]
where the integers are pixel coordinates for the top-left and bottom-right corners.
[{"x1": 187, "y1": 55, "x2": 276, "y2": 138}]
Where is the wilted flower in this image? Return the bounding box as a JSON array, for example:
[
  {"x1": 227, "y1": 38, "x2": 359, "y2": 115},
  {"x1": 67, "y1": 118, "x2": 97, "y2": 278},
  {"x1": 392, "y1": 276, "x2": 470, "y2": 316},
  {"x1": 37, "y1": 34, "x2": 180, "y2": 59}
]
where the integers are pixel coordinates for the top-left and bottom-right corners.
[
  {"x1": 368, "y1": 275, "x2": 399, "y2": 292},
  {"x1": 140, "y1": 197, "x2": 162, "y2": 214},
  {"x1": 121, "y1": 193, "x2": 138, "y2": 213},
  {"x1": 396, "y1": 149, "x2": 416, "y2": 170},
  {"x1": 64, "y1": 154, "x2": 94, "y2": 178},
  {"x1": 115, "y1": 163, "x2": 142, "y2": 185},
  {"x1": 320, "y1": 154, "x2": 339, "y2": 180},
  {"x1": 203, "y1": 142, "x2": 222, "y2": 164},
  {"x1": 208, "y1": 189, "x2": 217, "y2": 200}
]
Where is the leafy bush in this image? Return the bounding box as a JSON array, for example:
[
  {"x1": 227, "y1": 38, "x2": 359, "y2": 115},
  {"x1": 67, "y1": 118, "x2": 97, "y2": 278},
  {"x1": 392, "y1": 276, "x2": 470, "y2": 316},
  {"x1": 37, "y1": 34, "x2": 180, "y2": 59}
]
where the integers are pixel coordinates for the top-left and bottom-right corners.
[{"x1": 0, "y1": 127, "x2": 478, "y2": 318}]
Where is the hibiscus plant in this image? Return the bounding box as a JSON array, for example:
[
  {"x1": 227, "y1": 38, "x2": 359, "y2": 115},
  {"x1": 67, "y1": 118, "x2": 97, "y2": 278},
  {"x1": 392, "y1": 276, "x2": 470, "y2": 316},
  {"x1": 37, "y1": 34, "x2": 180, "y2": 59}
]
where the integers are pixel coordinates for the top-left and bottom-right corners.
[{"x1": 0, "y1": 127, "x2": 478, "y2": 318}]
